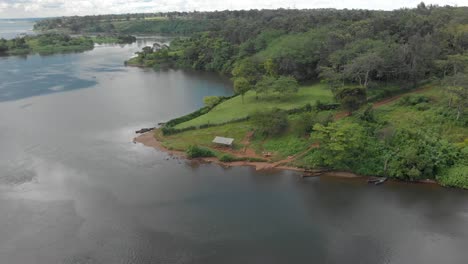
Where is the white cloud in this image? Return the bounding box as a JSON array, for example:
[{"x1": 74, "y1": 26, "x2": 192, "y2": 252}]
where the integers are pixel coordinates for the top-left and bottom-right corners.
[{"x1": 0, "y1": 0, "x2": 466, "y2": 18}]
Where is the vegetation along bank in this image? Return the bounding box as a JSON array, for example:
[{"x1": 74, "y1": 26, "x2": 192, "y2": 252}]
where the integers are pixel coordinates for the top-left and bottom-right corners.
[{"x1": 38, "y1": 3, "x2": 468, "y2": 188}]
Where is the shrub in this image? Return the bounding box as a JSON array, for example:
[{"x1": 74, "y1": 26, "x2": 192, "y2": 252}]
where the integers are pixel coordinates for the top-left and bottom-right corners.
[
  {"x1": 398, "y1": 95, "x2": 430, "y2": 106},
  {"x1": 296, "y1": 112, "x2": 316, "y2": 135},
  {"x1": 416, "y1": 102, "x2": 430, "y2": 111},
  {"x1": 437, "y1": 165, "x2": 468, "y2": 189},
  {"x1": 203, "y1": 96, "x2": 221, "y2": 108},
  {"x1": 357, "y1": 104, "x2": 376, "y2": 122},
  {"x1": 219, "y1": 154, "x2": 238, "y2": 162},
  {"x1": 251, "y1": 108, "x2": 289, "y2": 136},
  {"x1": 387, "y1": 130, "x2": 460, "y2": 180},
  {"x1": 186, "y1": 145, "x2": 216, "y2": 158}
]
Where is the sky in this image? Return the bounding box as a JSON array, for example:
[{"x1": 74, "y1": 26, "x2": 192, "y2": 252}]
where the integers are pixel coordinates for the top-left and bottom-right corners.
[{"x1": 0, "y1": 0, "x2": 466, "y2": 19}]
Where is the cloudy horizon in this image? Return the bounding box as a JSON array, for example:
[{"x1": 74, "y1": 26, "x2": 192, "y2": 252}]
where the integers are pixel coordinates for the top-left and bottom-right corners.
[{"x1": 0, "y1": 0, "x2": 466, "y2": 19}]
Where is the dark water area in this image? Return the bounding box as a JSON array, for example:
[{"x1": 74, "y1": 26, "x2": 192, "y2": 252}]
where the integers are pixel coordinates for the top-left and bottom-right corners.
[{"x1": 0, "y1": 24, "x2": 468, "y2": 264}]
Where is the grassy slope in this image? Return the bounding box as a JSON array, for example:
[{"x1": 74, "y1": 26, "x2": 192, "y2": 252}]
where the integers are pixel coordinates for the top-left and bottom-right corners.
[
  {"x1": 156, "y1": 121, "x2": 253, "y2": 151},
  {"x1": 375, "y1": 87, "x2": 467, "y2": 142},
  {"x1": 175, "y1": 83, "x2": 333, "y2": 129},
  {"x1": 8, "y1": 38, "x2": 94, "y2": 55}
]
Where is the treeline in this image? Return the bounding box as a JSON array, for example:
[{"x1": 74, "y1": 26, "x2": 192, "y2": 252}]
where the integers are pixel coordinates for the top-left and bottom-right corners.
[
  {"x1": 34, "y1": 14, "x2": 218, "y2": 34},
  {"x1": 129, "y1": 4, "x2": 466, "y2": 82},
  {"x1": 127, "y1": 4, "x2": 467, "y2": 115}
]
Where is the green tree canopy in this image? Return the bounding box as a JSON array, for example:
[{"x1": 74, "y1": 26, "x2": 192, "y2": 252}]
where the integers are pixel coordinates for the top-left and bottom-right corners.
[
  {"x1": 335, "y1": 87, "x2": 367, "y2": 114},
  {"x1": 233, "y1": 77, "x2": 251, "y2": 103}
]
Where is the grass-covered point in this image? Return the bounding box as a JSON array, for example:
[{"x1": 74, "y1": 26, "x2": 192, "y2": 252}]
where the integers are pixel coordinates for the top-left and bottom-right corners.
[
  {"x1": 156, "y1": 84, "x2": 467, "y2": 188},
  {"x1": 0, "y1": 33, "x2": 137, "y2": 56},
  {"x1": 0, "y1": 33, "x2": 94, "y2": 55}
]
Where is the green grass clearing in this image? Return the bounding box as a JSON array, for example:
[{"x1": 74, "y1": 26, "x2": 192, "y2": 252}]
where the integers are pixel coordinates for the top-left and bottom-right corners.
[
  {"x1": 175, "y1": 83, "x2": 334, "y2": 129},
  {"x1": 156, "y1": 121, "x2": 253, "y2": 151}
]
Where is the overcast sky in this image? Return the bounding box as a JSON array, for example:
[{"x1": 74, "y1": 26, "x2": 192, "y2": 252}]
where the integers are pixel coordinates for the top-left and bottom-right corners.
[{"x1": 0, "y1": 0, "x2": 466, "y2": 19}]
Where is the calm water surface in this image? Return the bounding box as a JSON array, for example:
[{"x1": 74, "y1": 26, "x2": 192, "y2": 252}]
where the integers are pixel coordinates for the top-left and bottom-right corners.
[
  {"x1": 0, "y1": 25, "x2": 468, "y2": 264},
  {"x1": 0, "y1": 19, "x2": 37, "y2": 39}
]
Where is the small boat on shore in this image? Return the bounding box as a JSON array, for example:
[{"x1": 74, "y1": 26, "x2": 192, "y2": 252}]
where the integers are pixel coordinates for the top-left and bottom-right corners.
[
  {"x1": 136, "y1": 127, "x2": 155, "y2": 134},
  {"x1": 374, "y1": 178, "x2": 388, "y2": 185},
  {"x1": 368, "y1": 177, "x2": 388, "y2": 185}
]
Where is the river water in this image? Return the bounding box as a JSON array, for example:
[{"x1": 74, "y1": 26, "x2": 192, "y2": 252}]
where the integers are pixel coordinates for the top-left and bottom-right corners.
[
  {"x1": 0, "y1": 19, "x2": 37, "y2": 40},
  {"x1": 1, "y1": 25, "x2": 468, "y2": 264}
]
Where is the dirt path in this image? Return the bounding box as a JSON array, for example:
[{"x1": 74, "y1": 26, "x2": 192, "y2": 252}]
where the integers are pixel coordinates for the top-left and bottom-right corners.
[
  {"x1": 268, "y1": 143, "x2": 320, "y2": 169},
  {"x1": 241, "y1": 131, "x2": 259, "y2": 157},
  {"x1": 333, "y1": 86, "x2": 431, "y2": 121},
  {"x1": 371, "y1": 86, "x2": 430, "y2": 108}
]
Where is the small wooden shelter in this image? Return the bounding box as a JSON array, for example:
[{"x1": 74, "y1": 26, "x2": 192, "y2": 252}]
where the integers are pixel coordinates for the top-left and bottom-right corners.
[{"x1": 212, "y1": 136, "x2": 234, "y2": 147}]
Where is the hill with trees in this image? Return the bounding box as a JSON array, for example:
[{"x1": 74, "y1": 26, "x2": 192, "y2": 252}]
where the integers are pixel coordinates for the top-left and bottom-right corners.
[{"x1": 37, "y1": 3, "x2": 468, "y2": 188}]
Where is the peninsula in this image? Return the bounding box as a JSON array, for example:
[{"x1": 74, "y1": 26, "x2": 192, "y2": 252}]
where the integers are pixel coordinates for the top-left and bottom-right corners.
[{"x1": 37, "y1": 4, "x2": 468, "y2": 189}]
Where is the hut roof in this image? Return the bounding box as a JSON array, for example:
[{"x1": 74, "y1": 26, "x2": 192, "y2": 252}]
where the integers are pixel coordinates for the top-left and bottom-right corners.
[{"x1": 212, "y1": 136, "x2": 234, "y2": 146}]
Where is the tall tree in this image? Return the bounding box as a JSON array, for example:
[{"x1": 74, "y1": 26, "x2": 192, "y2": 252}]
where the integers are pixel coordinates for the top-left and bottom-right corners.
[
  {"x1": 233, "y1": 77, "x2": 251, "y2": 103},
  {"x1": 344, "y1": 52, "x2": 384, "y2": 87},
  {"x1": 335, "y1": 87, "x2": 367, "y2": 114},
  {"x1": 443, "y1": 73, "x2": 468, "y2": 120},
  {"x1": 272, "y1": 76, "x2": 300, "y2": 100}
]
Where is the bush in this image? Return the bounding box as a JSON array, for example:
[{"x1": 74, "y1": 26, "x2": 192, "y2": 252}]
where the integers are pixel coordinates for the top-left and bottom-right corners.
[
  {"x1": 398, "y1": 95, "x2": 430, "y2": 106},
  {"x1": 251, "y1": 108, "x2": 289, "y2": 136},
  {"x1": 296, "y1": 112, "x2": 316, "y2": 135},
  {"x1": 437, "y1": 165, "x2": 468, "y2": 189},
  {"x1": 203, "y1": 96, "x2": 221, "y2": 109},
  {"x1": 356, "y1": 104, "x2": 376, "y2": 122},
  {"x1": 186, "y1": 145, "x2": 216, "y2": 158},
  {"x1": 219, "y1": 154, "x2": 238, "y2": 162},
  {"x1": 387, "y1": 130, "x2": 460, "y2": 180}
]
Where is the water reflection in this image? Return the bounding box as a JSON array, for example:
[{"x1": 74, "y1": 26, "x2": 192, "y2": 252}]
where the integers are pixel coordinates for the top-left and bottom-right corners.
[{"x1": 0, "y1": 35, "x2": 467, "y2": 264}]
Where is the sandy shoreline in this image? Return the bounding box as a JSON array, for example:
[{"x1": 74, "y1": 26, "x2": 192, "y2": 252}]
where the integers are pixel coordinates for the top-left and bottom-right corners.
[{"x1": 133, "y1": 131, "x2": 440, "y2": 185}]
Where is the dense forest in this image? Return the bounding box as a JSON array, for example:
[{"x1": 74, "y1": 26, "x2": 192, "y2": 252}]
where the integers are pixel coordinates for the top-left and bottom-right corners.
[
  {"x1": 37, "y1": 3, "x2": 468, "y2": 188},
  {"x1": 125, "y1": 3, "x2": 467, "y2": 121}
]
